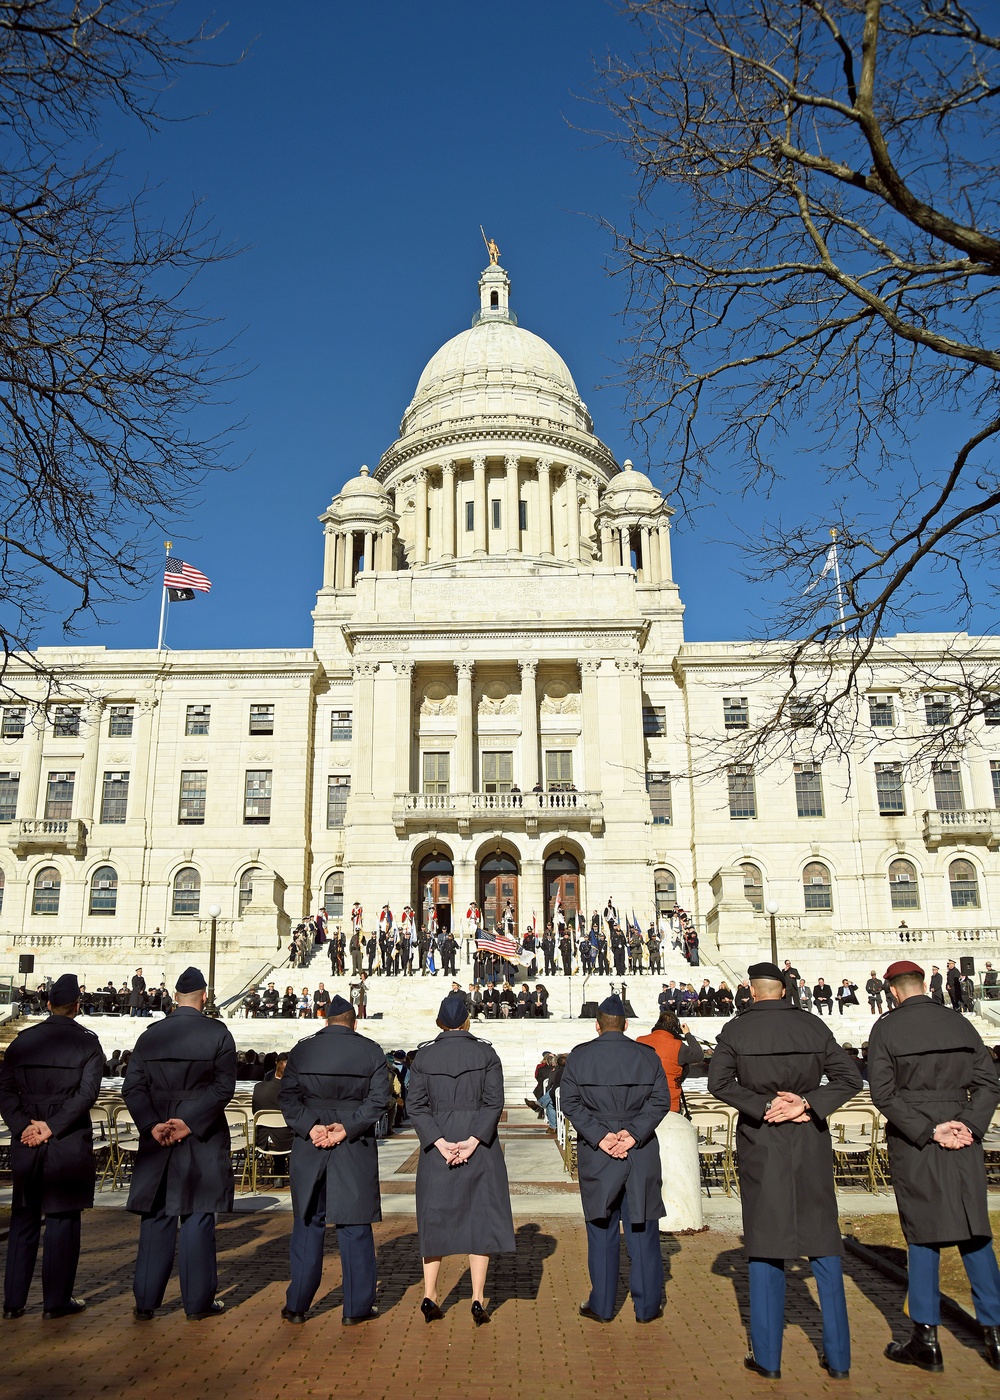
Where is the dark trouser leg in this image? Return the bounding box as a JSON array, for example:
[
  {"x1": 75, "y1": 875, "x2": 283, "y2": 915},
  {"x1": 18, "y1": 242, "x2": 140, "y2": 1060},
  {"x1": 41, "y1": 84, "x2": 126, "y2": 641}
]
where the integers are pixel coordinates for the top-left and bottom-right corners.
[
  {"x1": 134, "y1": 1211, "x2": 178, "y2": 1312},
  {"x1": 959, "y1": 1236, "x2": 1000, "y2": 1326},
  {"x1": 3, "y1": 1206, "x2": 42, "y2": 1310},
  {"x1": 748, "y1": 1257, "x2": 785, "y2": 1373},
  {"x1": 620, "y1": 1192, "x2": 663, "y2": 1321},
  {"x1": 906, "y1": 1243, "x2": 940, "y2": 1324},
  {"x1": 584, "y1": 1200, "x2": 622, "y2": 1320},
  {"x1": 178, "y1": 1212, "x2": 217, "y2": 1316},
  {"x1": 336, "y1": 1223, "x2": 376, "y2": 1319},
  {"x1": 40, "y1": 1211, "x2": 82, "y2": 1312},
  {"x1": 811, "y1": 1255, "x2": 851, "y2": 1372},
  {"x1": 286, "y1": 1179, "x2": 327, "y2": 1314}
]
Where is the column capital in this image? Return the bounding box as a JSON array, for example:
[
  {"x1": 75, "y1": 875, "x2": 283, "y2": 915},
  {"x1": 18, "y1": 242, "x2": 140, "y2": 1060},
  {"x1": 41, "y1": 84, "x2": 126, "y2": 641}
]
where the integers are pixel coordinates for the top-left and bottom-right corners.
[
  {"x1": 472, "y1": 454, "x2": 487, "y2": 471},
  {"x1": 518, "y1": 660, "x2": 538, "y2": 680},
  {"x1": 615, "y1": 656, "x2": 641, "y2": 674},
  {"x1": 455, "y1": 659, "x2": 476, "y2": 681},
  {"x1": 324, "y1": 522, "x2": 337, "y2": 536},
  {"x1": 564, "y1": 462, "x2": 579, "y2": 479},
  {"x1": 393, "y1": 659, "x2": 415, "y2": 678},
  {"x1": 578, "y1": 658, "x2": 602, "y2": 676},
  {"x1": 504, "y1": 453, "x2": 520, "y2": 470},
  {"x1": 441, "y1": 459, "x2": 456, "y2": 476},
  {"x1": 351, "y1": 660, "x2": 380, "y2": 679},
  {"x1": 537, "y1": 456, "x2": 552, "y2": 475},
  {"x1": 415, "y1": 466, "x2": 428, "y2": 482},
  {"x1": 137, "y1": 697, "x2": 160, "y2": 715}
]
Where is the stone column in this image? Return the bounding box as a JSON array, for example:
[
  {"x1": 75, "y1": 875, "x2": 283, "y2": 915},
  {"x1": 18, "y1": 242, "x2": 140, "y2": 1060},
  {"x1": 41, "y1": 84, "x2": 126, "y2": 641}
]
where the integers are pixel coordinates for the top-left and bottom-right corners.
[
  {"x1": 414, "y1": 468, "x2": 429, "y2": 565},
  {"x1": 130, "y1": 697, "x2": 159, "y2": 828},
  {"x1": 393, "y1": 661, "x2": 415, "y2": 793},
  {"x1": 18, "y1": 708, "x2": 46, "y2": 818},
  {"x1": 566, "y1": 465, "x2": 581, "y2": 561},
  {"x1": 441, "y1": 460, "x2": 456, "y2": 560},
  {"x1": 578, "y1": 659, "x2": 602, "y2": 793},
  {"x1": 363, "y1": 530, "x2": 375, "y2": 572},
  {"x1": 78, "y1": 700, "x2": 105, "y2": 822},
  {"x1": 641, "y1": 525, "x2": 658, "y2": 584},
  {"x1": 658, "y1": 521, "x2": 673, "y2": 582},
  {"x1": 335, "y1": 533, "x2": 349, "y2": 589},
  {"x1": 618, "y1": 527, "x2": 631, "y2": 569},
  {"x1": 472, "y1": 456, "x2": 487, "y2": 556},
  {"x1": 600, "y1": 523, "x2": 614, "y2": 565},
  {"x1": 323, "y1": 524, "x2": 337, "y2": 587},
  {"x1": 455, "y1": 660, "x2": 475, "y2": 793},
  {"x1": 519, "y1": 660, "x2": 539, "y2": 792},
  {"x1": 351, "y1": 661, "x2": 379, "y2": 795},
  {"x1": 379, "y1": 527, "x2": 394, "y2": 572},
  {"x1": 537, "y1": 459, "x2": 553, "y2": 557},
  {"x1": 616, "y1": 657, "x2": 644, "y2": 792},
  {"x1": 505, "y1": 454, "x2": 520, "y2": 554}
]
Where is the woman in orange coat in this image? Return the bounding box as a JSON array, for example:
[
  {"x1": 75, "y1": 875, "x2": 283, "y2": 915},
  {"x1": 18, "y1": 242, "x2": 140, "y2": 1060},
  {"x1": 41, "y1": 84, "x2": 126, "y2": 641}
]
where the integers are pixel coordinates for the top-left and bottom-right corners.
[{"x1": 637, "y1": 1012, "x2": 704, "y2": 1112}]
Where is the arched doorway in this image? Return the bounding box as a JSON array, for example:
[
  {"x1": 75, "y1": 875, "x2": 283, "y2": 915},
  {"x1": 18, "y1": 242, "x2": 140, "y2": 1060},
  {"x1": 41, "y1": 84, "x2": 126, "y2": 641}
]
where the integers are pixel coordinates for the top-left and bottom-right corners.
[
  {"x1": 416, "y1": 850, "x2": 453, "y2": 933},
  {"x1": 544, "y1": 851, "x2": 581, "y2": 930},
  {"x1": 479, "y1": 850, "x2": 518, "y2": 933}
]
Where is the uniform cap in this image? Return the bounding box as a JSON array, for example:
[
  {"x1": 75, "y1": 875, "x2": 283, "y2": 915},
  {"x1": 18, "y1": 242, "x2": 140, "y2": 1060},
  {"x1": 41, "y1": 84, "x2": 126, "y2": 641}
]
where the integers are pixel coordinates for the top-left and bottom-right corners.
[
  {"x1": 598, "y1": 994, "x2": 626, "y2": 1018},
  {"x1": 438, "y1": 992, "x2": 469, "y2": 1029},
  {"x1": 885, "y1": 960, "x2": 924, "y2": 981},
  {"x1": 748, "y1": 961, "x2": 784, "y2": 981},
  {"x1": 327, "y1": 994, "x2": 353, "y2": 1016},
  {"x1": 48, "y1": 973, "x2": 80, "y2": 1007},
  {"x1": 175, "y1": 966, "x2": 207, "y2": 993}
]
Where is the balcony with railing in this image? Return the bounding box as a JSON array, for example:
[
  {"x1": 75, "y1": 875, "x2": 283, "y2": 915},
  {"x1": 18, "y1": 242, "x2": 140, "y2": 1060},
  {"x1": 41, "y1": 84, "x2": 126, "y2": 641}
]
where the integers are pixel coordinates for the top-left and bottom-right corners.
[
  {"x1": 922, "y1": 807, "x2": 1000, "y2": 849},
  {"x1": 8, "y1": 818, "x2": 87, "y2": 858},
  {"x1": 392, "y1": 789, "x2": 604, "y2": 837}
]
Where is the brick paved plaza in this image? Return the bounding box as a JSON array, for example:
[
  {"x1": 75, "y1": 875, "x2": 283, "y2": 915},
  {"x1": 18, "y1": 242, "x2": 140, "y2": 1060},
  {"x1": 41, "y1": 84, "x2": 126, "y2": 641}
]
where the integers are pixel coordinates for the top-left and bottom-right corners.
[{"x1": 2, "y1": 1208, "x2": 997, "y2": 1400}]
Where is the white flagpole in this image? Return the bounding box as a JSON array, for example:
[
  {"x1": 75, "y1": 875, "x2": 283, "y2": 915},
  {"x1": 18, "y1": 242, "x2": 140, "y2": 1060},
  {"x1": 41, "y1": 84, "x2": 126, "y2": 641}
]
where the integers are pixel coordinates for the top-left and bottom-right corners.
[
  {"x1": 156, "y1": 541, "x2": 172, "y2": 651},
  {"x1": 829, "y1": 527, "x2": 847, "y2": 635}
]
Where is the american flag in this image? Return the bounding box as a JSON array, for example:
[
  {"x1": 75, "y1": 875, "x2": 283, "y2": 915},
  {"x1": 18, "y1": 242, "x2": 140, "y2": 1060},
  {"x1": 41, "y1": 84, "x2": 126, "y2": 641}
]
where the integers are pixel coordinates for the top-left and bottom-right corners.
[
  {"x1": 164, "y1": 557, "x2": 211, "y2": 593},
  {"x1": 475, "y1": 932, "x2": 520, "y2": 962}
]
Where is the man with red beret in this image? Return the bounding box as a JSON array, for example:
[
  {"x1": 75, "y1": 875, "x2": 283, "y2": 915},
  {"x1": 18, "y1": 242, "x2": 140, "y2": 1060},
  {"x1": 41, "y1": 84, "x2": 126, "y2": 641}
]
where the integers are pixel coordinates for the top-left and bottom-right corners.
[{"x1": 868, "y1": 960, "x2": 1000, "y2": 1374}]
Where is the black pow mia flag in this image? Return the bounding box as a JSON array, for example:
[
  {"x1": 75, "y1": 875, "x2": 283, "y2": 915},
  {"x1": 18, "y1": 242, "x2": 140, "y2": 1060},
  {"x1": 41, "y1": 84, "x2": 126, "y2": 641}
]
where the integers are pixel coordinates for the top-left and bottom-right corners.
[{"x1": 167, "y1": 587, "x2": 195, "y2": 602}]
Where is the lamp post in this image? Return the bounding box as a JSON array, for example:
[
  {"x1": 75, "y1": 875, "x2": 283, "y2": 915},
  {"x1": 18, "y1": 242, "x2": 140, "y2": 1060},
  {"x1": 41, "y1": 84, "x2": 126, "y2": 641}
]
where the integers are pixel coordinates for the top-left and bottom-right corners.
[
  {"x1": 765, "y1": 900, "x2": 780, "y2": 966},
  {"x1": 206, "y1": 903, "x2": 222, "y2": 1018}
]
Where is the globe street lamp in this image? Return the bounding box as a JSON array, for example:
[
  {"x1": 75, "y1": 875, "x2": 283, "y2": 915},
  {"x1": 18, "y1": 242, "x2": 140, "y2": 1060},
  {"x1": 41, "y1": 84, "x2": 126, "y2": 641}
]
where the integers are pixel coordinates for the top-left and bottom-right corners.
[
  {"x1": 207, "y1": 903, "x2": 222, "y2": 1018},
  {"x1": 765, "y1": 900, "x2": 780, "y2": 966}
]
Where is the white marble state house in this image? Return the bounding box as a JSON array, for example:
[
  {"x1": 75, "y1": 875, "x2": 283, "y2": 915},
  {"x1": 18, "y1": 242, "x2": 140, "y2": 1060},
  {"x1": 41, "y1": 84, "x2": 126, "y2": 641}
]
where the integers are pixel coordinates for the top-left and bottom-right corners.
[{"x1": 2, "y1": 259, "x2": 999, "y2": 998}]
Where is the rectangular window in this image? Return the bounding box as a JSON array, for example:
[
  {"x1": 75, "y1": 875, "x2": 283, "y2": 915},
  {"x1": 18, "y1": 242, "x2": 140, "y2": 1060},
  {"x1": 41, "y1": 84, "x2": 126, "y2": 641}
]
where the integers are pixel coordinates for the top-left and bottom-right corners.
[
  {"x1": 465, "y1": 501, "x2": 474, "y2": 532},
  {"x1": 723, "y1": 696, "x2": 749, "y2": 730},
  {"x1": 794, "y1": 763, "x2": 824, "y2": 818},
  {"x1": 789, "y1": 700, "x2": 816, "y2": 729},
  {"x1": 646, "y1": 772, "x2": 672, "y2": 825},
  {"x1": 100, "y1": 772, "x2": 129, "y2": 824},
  {"x1": 932, "y1": 762, "x2": 964, "y2": 812},
  {"x1": 244, "y1": 769, "x2": 272, "y2": 824},
  {"x1": 869, "y1": 695, "x2": 895, "y2": 728},
  {"x1": 924, "y1": 693, "x2": 952, "y2": 727},
  {"x1": 108, "y1": 705, "x2": 134, "y2": 737},
  {"x1": 327, "y1": 775, "x2": 350, "y2": 828},
  {"x1": 185, "y1": 704, "x2": 211, "y2": 736},
  {"x1": 545, "y1": 750, "x2": 574, "y2": 790},
  {"x1": 985, "y1": 700, "x2": 1000, "y2": 727},
  {"x1": 991, "y1": 760, "x2": 1000, "y2": 808},
  {"x1": 422, "y1": 751, "x2": 451, "y2": 794},
  {"x1": 727, "y1": 765, "x2": 756, "y2": 819},
  {"x1": 518, "y1": 500, "x2": 527, "y2": 532},
  {"x1": 249, "y1": 703, "x2": 274, "y2": 735},
  {"x1": 875, "y1": 762, "x2": 905, "y2": 816},
  {"x1": 44, "y1": 772, "x2": 75, "y2": 820},
  {"x1": 0, "y1": 772, "x2": 19, "y2": 822},
  {"x1": 324, "y1": 872, "x2": 344, "y2": 918},
  {"x1": 1, "y1": 707, "x2": 26, "y2": 739},
  {"x1": 642, "y1": 705, "x2": 666, "y2": 737},
  {"x1": 52, "y1": 705, "x2": 81, "y2": 737},
  {"x1": 178, "y1": 770, "x2": 207, "y2": 824},
  {"x1": 330, "y1": 709, "x2": 353, "y2": 742},
  {"x1": 481, "y1": 750, "x2": 513, "y2": 794},
  {"x1": 491, "y1": 498, "x2": 501, "y2": 530}
]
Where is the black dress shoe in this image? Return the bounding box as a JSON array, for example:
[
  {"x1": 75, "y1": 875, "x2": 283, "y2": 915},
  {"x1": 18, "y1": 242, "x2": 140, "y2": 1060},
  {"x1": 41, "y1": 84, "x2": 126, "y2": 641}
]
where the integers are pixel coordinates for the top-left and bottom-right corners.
[
  {"x1": 982, "y1": 1324, "x2": 999, "y2": 1370},
  {"x1": 186, "y1": 1300, "x2": 225, "y2": 1321},
  {"x1": 342, "y1": 1305, "x2": 379, "y2": 1326},
  {"x1": 280, "y1": 1307, "x2": 306, "y2": 1324},
  {"x1": 133, "y1": 1308, "x2": 156, "y2": 1322},
  {"x1": 471, "y1": 1300, "x2": 490, "y2": 1326},
  {"x1": 2, "y1": 1307, "x2": 26, "y2": 1320},
  {"x1": 636, "y1": 1307, "x2": 664, "y2": 1324},
  {"x1": 820, "y1": 1355, "x2": 850, "y2": 1379},
  {"x1": 43, "y1": 1299, "x2": 87, "y2": 1320},
  {"x1": 421, "y1": 1298, "x2": 443, "y2": 1323},
  {"x1": 885, "y1": 1323, "x2": 943, "y2": 1373},
  {"x1": 579, "y1": 1302, "x2": 611, "y2": 1323},
  {"x1": 744, "y1": 1353, "x2": 781, "y2": 1379}
]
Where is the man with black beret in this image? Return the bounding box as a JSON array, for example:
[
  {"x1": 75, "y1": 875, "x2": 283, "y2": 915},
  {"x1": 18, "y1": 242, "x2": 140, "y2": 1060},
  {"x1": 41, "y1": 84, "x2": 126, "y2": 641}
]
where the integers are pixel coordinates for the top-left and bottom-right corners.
[
  {"x1": 559, "y1": 994, "x2": 671, "y2": 1324},
  {"x1": 0, "y1": 973, "x2": 105, "y2": 1320},
  {"x1": 278, "y1": 992, "x2": 389, "y2": 1324},
  {"x1": 708, "y1": 961, "x2": 861, "y2": 1380},
  {"x1": 123, "y1": 967, "x2": 237, "y2": 1321}
]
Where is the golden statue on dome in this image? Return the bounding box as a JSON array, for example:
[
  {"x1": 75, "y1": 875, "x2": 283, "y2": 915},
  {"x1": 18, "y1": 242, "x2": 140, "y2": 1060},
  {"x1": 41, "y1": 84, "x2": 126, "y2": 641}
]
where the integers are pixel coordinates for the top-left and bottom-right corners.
[{"x1": 480, "y1": 225, "x2": 501, "y2": 265}]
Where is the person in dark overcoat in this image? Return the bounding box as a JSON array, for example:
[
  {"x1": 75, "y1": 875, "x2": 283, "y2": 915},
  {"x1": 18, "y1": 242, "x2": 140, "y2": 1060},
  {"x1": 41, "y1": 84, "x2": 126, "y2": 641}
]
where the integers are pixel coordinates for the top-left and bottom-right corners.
[
  {"x1": 278, "y1": 994, "x2": 388, "y2": 1324},
  {"x1": 129, "y1": 968, "x2": 147, "y2": 1017},
  {"x1": 865, "y1": 972, "x2": 884, "y2": 1014},
  {"x1": 123, "y1": 967, "x2": 237, "y2": 1321},
  {"x1": 708, "y1": 961, "x2": 861, "y2": 1380},
  {"x1": 782, "y1": 961, "x2": 801, "y2": 1009},
  {"x1": 867, "y1": 959, "x2": 1000, "y2": 1374},
  {"x1": 945, "y1": 959, "x2": 961, "y2": 1010},
  {"x1": 559, "y1": 994, "x2": 671, "y2": 1324},
  {"x1": 0, "y1": 973, "x2": 104, "y2": 1320},
  {"x1": 406, "y1": 992, "x2": 515, "y2": 1325}
]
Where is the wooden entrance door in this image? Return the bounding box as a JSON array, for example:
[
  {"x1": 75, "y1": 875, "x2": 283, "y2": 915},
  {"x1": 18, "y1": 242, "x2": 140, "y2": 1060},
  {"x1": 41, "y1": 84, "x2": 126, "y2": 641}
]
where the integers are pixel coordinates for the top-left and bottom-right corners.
[
  {"x1": 480, "y1": 853, "x2": 518, "y2": 933},
  {"x1": 545, "y1": 854, "x2": 580, "y2": 928},
  {"x1": 417, "y1": 855, "x2": 453, "y2": 932}
]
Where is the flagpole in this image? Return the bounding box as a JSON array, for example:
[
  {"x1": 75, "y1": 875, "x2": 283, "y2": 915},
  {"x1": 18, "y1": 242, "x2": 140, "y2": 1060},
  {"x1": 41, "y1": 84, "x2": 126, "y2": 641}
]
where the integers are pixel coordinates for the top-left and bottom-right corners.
[
  {"x1": 829, "y1": 527, "x2": 847, "y2": 635},
  {"x1": 156, "y1": 541, "x2": 173, "y2": 651}
]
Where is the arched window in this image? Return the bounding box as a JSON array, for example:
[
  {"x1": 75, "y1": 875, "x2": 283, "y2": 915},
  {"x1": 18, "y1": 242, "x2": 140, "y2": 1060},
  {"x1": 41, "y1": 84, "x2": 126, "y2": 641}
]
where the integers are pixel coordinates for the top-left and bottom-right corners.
[
  {"x1": 32, "y1": 865, "x2": 61, "y2": 915},
  {"x1": 89, "y1": 864, "x2": 118, "y2": 915},
  {"x1": 888, "y1": 858, "x2": 919, "y2": 911},
  {"x1": 741, "y1": 862, "x2": 764, "y2": 911},
  {"x1": 802, "y1": 861, "x2": 832, "y2": 912},
  {"x1": 324, "y1": 871, "x2": 344, "y2": 918},
  {"x1": 654, "y1": 867, "x2": 677, "y2": 916},
  {"x1": 239, "y1": 866, "x2": 260, "y2": 916},
  {"x1": 172, "y1": 866, "x2": 201, "y2": 916},
  {"x1": 490, "y1": 289, "x2": 499, "y2": 308},
  {"x1": 949, "y1": 858, "x2": 980, "y2": 909}
]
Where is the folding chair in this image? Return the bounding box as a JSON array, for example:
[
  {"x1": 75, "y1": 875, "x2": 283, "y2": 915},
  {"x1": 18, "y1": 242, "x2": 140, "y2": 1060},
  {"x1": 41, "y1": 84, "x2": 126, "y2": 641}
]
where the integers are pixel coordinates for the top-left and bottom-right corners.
[
  {"x1": 251, "y1": 1110, "x2": 291, "y2": 1192},
  {"x1": 829, "y1": 1106, "x2": 880, "y2": 1194},
  {"x1": 110, "y1": 1104, "x2": 141, "y2": 1189},
  {"x1": 90, "y1": 1105, "x2": 115, "y2": 1190},
  {"x1": 689, "y1": 1106, "x2": 736, "y2": 1196},
  {"x1": 226, "y1": 1107, "x2": 251, "y2": 1193}
]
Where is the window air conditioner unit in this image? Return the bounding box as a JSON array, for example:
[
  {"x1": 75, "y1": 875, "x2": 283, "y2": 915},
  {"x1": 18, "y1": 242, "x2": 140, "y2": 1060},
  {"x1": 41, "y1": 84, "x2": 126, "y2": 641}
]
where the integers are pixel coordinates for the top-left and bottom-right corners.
[
  {"x1": 40, "y1": 881, "x2": 54, "y2": 889},
  {"x1": 97, "y1": 881, "x2": 113, "y2": 889},
  {"x1": 893, "y1": 875, "x2": 912, "y2": 883},
  {"x1": 811, "y1": 876, "x2": 825, "y2": 884}
]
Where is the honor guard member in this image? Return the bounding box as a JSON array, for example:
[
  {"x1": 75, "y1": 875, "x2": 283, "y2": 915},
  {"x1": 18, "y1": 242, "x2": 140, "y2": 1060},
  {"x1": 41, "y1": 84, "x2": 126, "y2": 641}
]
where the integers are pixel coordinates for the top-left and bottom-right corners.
[
  {"x1": 0, "y1": 973, "x2": 104, "y2": 1320},
  {"x1": 278, "y1": 993, "x2": 389, "y2": 1325},
  {"x1": 123, "y1": 966, "x2": 237, "y2": 1321},
  {"x1": 559, "y1": 994, "x2": 671, "y2": 1324},
  {"x1": 708, "y1": 961, "x2": 861, "y2": 1380},
  {"x1": 867, "y1": 959, "x2": 1000, "y2": 1373}
]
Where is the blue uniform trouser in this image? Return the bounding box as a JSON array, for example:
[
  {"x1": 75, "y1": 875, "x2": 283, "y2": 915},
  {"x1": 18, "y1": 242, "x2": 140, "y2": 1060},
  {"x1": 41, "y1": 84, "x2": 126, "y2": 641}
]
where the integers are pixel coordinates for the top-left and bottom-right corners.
[
  {"x1": 286, "y1": 1177, "x2": 376, "y2": 1318},
  {"x1": 585, "y1": 1189, "x2": 664, "y2": 1321},
  {"x1": 3, "y1": 1208, "x2": 81, "y2": 1312},
  {"x1": 133, "y1": 1210, "x2": 217, "y2": 1315},
  {"x1": 748, "y1": 1256, "x2": 850, "y2": 1374},
  {"x1": 907, "y1": 1238, "x2": 1000, "y2": 1326}
]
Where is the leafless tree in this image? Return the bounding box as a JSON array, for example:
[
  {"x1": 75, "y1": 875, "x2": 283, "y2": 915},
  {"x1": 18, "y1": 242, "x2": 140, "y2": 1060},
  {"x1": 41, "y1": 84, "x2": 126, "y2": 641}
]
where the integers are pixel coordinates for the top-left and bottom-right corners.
[
  {"x1": 599, "y1": 1, "x2": 1000, "y2": 767},
  {"x1": 0, "y1": 1, "x2": 238, "y2": 695}
]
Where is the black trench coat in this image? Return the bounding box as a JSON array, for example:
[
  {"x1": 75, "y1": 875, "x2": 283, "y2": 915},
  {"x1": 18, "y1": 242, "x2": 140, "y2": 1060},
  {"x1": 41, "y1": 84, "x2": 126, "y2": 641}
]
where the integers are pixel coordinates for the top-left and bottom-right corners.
[
  {"x1": 406, "y1": 1030, "x2": 515, "y2": 1257},
  {"x1": 708, "y1": 999, "x2": 861, "y2": 1258},
  {"x1": 123, "y1": 1006, "x2": 237, "y2": 1215},
  {"x1": 867, "y1": 995, "x2": 1000, "y2": 1244},
  {"x1": 278, "y1": 1024, "x2": 389, "y2": 1223},
  {"x1": 558, "y1": 1031, "x2": 671, "y2": 1223},
  {"x1": 0, "y1": 1015, "x2": 105, "y2": 1213}
]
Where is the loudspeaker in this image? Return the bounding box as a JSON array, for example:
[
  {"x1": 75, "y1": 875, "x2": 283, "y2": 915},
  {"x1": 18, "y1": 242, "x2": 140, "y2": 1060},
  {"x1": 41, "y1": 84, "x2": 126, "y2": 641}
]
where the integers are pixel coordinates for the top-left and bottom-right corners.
[
  {"x1": 18, "y1": 954, "x2": 35, "y2": 976},
  {"x1": 960, "y1": 955, "x2": 976, "y2": 977},
  {"x1": 580, "y1": 1000, "x2": 598, "y2": 1019}
]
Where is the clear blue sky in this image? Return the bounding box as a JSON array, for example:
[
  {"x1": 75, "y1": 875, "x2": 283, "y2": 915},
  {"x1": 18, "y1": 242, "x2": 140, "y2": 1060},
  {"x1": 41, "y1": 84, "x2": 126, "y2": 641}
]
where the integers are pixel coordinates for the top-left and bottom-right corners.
[{"x1": 56, "y1": 0, "x2": 981, "y2": 654}]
